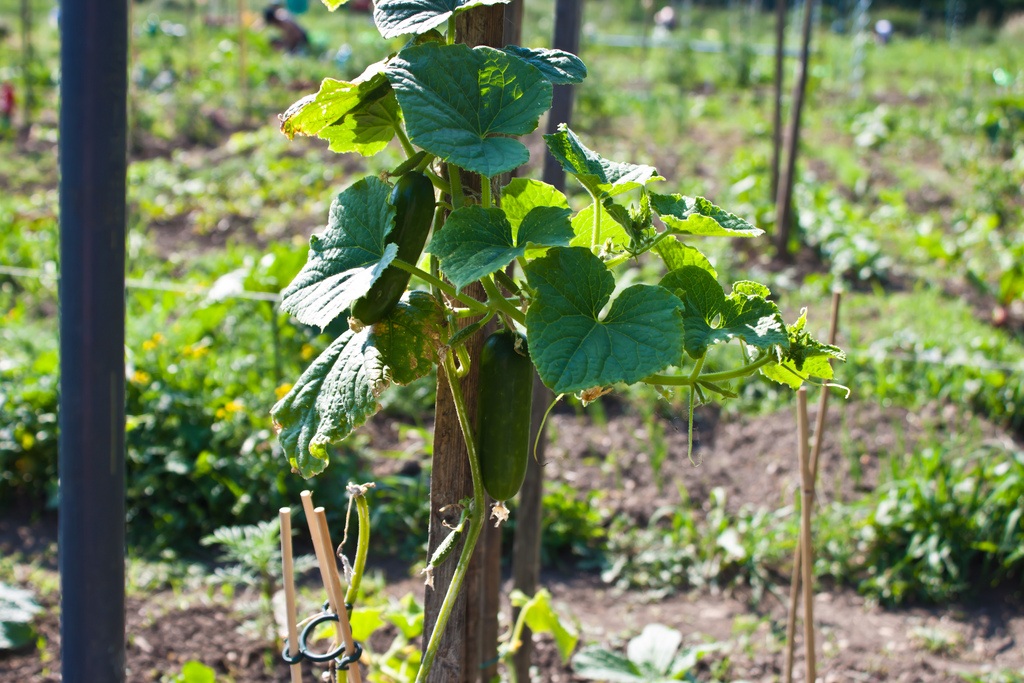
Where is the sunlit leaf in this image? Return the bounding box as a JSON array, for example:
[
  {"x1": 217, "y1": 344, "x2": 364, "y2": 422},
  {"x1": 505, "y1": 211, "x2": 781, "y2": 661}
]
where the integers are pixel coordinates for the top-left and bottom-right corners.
[
  {"x1": 651, "y1": 194, "x2": 763, "y2": 237},
  {"x1": 503, "y1": 46, "x2": 587, "y2": 84},
  {"x1": 272, "y1": 292, "x2": 443, "y2": 476},
  {"x1": 374, "y1": 0, "x2": 511, "y2": 39},
  {"x1": 281, "y1": 177, "x2": 397, "y2": 330},
  {"x1": 386, "y1": 43, "x2": 551, "y2": 176},
  {"x1": 544, "y1": 124, "x2": 663, "y2": 197},
  {"x1": 525, "y1": 247, "x2": 683, "y2": 394},
  {"x1": 660, "y1": 266, "x2": 787, "y2": 359}
]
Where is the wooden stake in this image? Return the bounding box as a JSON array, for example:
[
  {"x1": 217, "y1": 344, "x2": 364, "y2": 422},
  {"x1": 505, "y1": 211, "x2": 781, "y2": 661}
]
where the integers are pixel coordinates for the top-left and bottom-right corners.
[
  {"x1": 770, "y1": 0, "x2": 787, "y2": 202},
  {"x1": 300, "y1": 491, "x2": 364, "y2": 683},
  {"x1": 773, "y1": 0, "x2": 816, "y2": 258},
  {"x1": 797, "y1": 389, "x2": 817, "y2": 683},
  {"x1": 280, "y1": 508, "x2": 304, "y2": 683},
  {"x1": 314, "y1": 507, "x2": 364, "y2": 683},
  {"x1": 782, "y1": 488, "x2": 801, "y2": 683},
  {"x1": 809, "y1": 292, "x2": 842, "y2": 481},
  {"x1": 783, "y1": 292, "x2": 840, "y2": 682}
]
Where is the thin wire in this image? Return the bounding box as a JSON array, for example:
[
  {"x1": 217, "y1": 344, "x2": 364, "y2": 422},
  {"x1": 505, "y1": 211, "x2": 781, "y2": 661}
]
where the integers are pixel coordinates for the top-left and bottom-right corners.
[{"x1": 0, "y1": 264, "x2": 280, "y2": 302}]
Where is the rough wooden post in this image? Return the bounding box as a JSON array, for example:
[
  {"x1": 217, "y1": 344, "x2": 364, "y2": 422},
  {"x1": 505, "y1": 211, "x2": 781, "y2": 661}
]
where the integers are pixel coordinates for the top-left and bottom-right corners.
[
  {"x1": 512, "y1": 2, "x2": 584, "y2": 681},
  {"x1": 478, "y1": 4, "x2": 526, "y2": 683},
  {"x1": 423, "y1": 7, "x2": 510, "y2": 682}
]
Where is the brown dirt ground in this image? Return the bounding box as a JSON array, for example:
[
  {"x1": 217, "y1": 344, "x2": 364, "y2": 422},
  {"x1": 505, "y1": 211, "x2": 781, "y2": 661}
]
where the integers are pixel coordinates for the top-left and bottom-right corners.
[{"x1": 3, "y1": 402, "x2": 1022, "y2": 682}]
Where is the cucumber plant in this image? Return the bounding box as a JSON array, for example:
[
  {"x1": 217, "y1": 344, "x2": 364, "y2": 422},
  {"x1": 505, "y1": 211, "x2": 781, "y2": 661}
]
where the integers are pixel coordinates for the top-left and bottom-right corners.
[{"x1": 269, "y1": 1, "x2": 844, "y2": 679}]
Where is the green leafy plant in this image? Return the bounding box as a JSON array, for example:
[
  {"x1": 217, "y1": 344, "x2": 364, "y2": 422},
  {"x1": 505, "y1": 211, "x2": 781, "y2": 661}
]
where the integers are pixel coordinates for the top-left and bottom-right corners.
[
  {"x1": 166, "y1": 660, "x2": 219, "y2": 683},
  {"x1": 602, "y1": 488, "x2": 792, "y2": 600},
  {"x1": 200, "y1": 518, "x2": 316, "y2": 637},
  {"x1": 265, "y1": 2, "x2": 842, "y2": 679},
  {"x1": 572, "y1": 624, "x2": 721, "y2": 683},
  {"x1": 502, "y1": 588, "x2": 578, "y2": 682},
  {"x1": 820, "y1": 441, "x2": 1024, "y2": 604}
]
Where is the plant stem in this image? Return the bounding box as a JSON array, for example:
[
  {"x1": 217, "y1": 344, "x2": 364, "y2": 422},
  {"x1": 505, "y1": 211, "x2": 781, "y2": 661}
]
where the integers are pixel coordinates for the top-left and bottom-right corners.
[
  {"x1": 424, "y1": 169, "x2": 451, "y2": 195},
  {"x1": 447, "y1": 163, "x2": 465, "y2": 210},
  {"x1": 416, "y1": 353, "x2": 486, "y2": 683},
  {"x1": 603, "y1": 231, "x2": 674, "y2": 269},
  {"x1": 480, "y1": 175, "x2": 492, "y2": 208},
  {"x1": 481, "y1": 275, "x2": 526, "y2": 326},
  {"x1": 390, "y1": 258, "x2": 490, "y2": 314},
  {"x1": 344, "y1": 493, "x2": 370, "y2": 608},
  {"x1": 688, "y1": 353, "x2": 706, "y2": 381},
  {"x1": 447, "y1": 13, "x2": 457, "y2": 43},
  {"x1": 587, "y1": 186, "x2": 602, "y2": 250},
  {"x1": 643, "y1": 354, "x2": 773, "y2": 386},
  {"x1": 395, "y1": 124, "x2": 416, "y2": 158}
]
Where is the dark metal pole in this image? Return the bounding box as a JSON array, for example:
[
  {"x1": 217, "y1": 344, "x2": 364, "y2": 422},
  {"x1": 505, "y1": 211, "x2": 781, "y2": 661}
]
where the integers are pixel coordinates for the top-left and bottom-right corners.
[{"x1": 59, "y1": 0, "x2": 129, "y2": 681}]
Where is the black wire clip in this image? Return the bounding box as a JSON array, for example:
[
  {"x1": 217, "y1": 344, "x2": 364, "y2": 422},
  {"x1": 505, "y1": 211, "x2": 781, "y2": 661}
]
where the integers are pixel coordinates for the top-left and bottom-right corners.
[{"x1": 281, "y1": 605, "x2": 363, "y2": 669}]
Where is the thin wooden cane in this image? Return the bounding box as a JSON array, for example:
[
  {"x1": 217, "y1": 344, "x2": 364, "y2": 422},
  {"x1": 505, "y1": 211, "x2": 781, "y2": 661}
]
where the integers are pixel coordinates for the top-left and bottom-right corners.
[
  {"x1": 280, "y1": 508, "x2": 304, "y2": 683},
  {"x1": 797, "y1": 389, "x2": 817, "y2": 683},
  {"x1": 314, "y1": 507, "x2": 364, "y2": 683},
  {"x1": 783, "y1": 292, "x2": 841, "y2": 682},
  {"x1": 809, "y1": 292, "x2": 842, "y2": 481},
  {"x1": 300, "y1": 492, "x2": 359, "y2": 683},
  {"x1": 782, "y1": 489, "x2": 801, "y2": 683}
]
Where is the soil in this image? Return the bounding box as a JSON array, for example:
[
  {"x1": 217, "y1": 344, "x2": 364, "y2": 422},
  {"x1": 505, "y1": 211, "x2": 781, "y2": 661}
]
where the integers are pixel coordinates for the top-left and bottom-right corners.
[{"x1": 3, "y1": 402, "x2": 1023, "y2": 682}]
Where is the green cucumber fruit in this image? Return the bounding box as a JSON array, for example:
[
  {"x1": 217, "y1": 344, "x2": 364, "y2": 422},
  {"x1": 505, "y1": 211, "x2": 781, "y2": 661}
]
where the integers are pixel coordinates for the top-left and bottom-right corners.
[
  {"x1": 477, "y1": 330, "x2": 533, "y2": 502},
  {"x1": 351, "y1": 171, "x2": 435, "y2": 325}
]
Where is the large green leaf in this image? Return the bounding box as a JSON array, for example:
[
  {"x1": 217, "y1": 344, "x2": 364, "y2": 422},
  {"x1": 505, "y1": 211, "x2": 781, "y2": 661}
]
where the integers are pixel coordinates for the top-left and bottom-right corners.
[
  {"x1": 525, "y1": 247, "x2": 684, "y2": 394},
  {"x1": 660, "y1": 266, "x2": 788, "y2": 359},
  {"x1": 569, "y1": 201, "x2": 631, "y2": 252},
  {"x1": 386, "y1": 43, "x2": 551, "y2": 177},
  {"x1": 427, "y1": 204, "x2": 572, "y2": 291},
  {"x1": 280, "y1": 66, "x2": 397, "y2": 156},
  {"x1": 544, "y1": 124, "x2": 663, "y2": 197},
  {"x1": 281, "y1": 177, "x2": 397, "y2": 330},
  {"x1": 272, "y1": 292, "x2": 443, "y2": 477},
  {"x1": 374, "y1": 0, "x2": 511, "y2": 39},
  {"x1": 502, "y1": 46, "x2": 587, "y2": 84},
  {"x1": 651, "y1": 194, "x2": 763, "y2": 237},
  {"x1": 502, "y1": 179, "x2": 573, "y2": 259},
  {"x1": 654, "y1": 238, "x2": 717, "y2": 278},
  {"x1": 317, "y1": 95, "x2": 401, "y2": 157}
]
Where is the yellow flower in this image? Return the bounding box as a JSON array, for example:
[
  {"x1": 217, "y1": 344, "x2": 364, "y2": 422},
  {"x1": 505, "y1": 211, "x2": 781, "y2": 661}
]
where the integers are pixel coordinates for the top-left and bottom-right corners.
[
  {"x1": 274, "y1": 383, "x2": 293, "y2": 400},
  {"x1": 300, "y1": 343, "x2": 316, "y2": 361},
  {"x1": 182, "y1": 343, "x2": 210, "y2": 359},
  {"x1": 141, "y1": 333, "x2": 165, "y2": 352},
  {"x1": 216, "y1": 399, "x2": 245, "y2": 419},
  {"x1": 131, "y1": 370, "x2": 151, "y2": 385}
]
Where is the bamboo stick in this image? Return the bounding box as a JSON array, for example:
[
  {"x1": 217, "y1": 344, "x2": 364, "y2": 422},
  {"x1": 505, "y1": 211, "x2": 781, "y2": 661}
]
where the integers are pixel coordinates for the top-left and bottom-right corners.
[
  {"x1": 280, "y1": 508, "x2": 304, "y2": 683},
  {"x1": 783, "y1": 292, "x2": 841, "y2": 682},
  {"x1": 314, "y1": 507, "x2": 364, "y2": 683},
  {"x1": 300, "y1": 492, "x2": 363, "y2": 683},
  {"x1": 809, "y1": 292, "x2": 842, "y2": 480},
  {"x1": 797, "y1": 389, "x2": 817, "y2": 683},
  {"x1": 782, "y1": 488, "x2": 801, "y2": 683}
]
